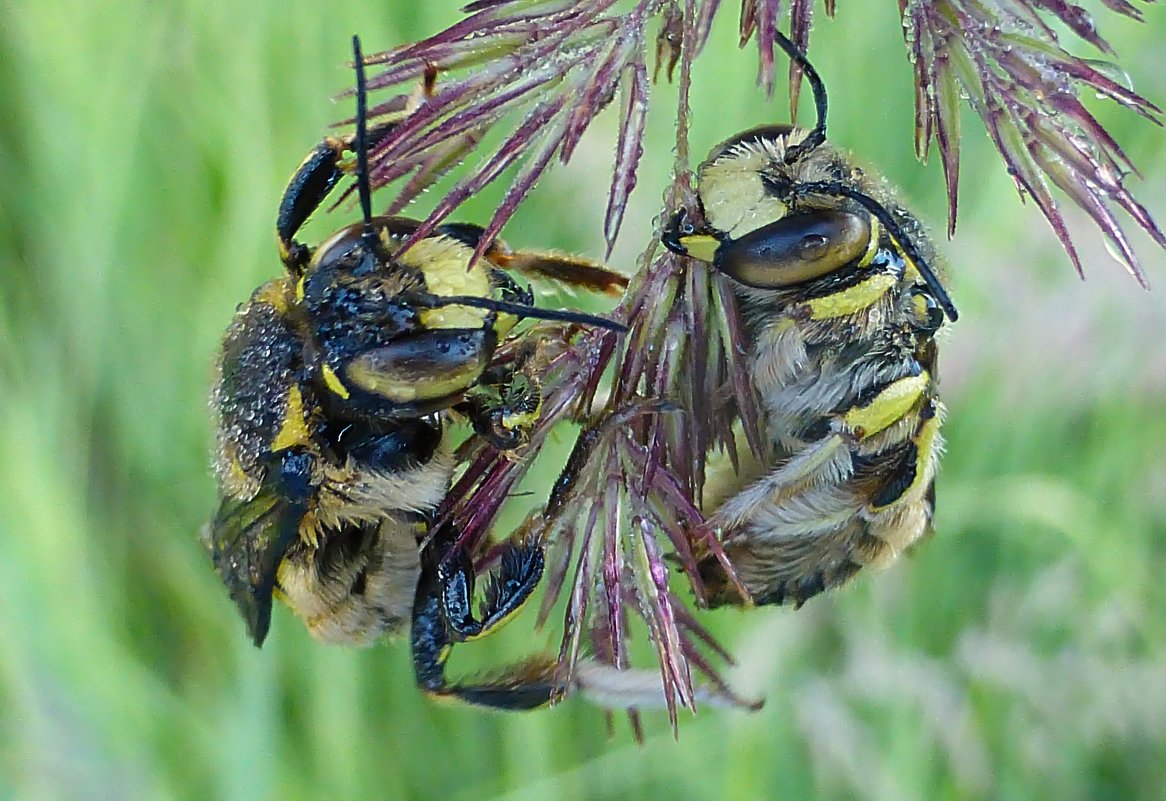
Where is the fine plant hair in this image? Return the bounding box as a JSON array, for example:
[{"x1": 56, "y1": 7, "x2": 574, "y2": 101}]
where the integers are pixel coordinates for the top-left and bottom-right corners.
[{"x1": 339, "y1": 0, "x2": 1163, "y2": 726}]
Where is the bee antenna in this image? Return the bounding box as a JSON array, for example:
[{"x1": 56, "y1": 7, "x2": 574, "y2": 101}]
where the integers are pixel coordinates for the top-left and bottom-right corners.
[
  {"x1": 412, "y1": 292, "x2": 628, "y2": 334},
  {"x1": 772, "y1": 28, "x2": 828, "y2": 163},
  {"x1": 351, "y1": 35, "x2": 379, "y2": 256},
  {"x1": 833, "y1": 186, "x2": 958, "y2": 322}
]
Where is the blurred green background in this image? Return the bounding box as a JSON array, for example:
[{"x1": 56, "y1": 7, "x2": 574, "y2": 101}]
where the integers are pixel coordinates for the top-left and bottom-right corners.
[{"x1": 1, "y1": 1, "x2": 1164, "y2": 800}]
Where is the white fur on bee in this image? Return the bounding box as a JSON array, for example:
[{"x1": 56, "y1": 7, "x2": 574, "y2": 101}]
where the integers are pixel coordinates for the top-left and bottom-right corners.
[
  {"x1": 276, "y1": 517, "x2": 421, "y2": 646},
  {"x1": 316, "y1": 450, "x2": 453, "y2": 531}
]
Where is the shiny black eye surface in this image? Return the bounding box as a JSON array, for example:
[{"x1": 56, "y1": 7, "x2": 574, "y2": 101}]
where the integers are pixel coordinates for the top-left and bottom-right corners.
[
  {"x1": 713, "y1": 209, "x2": 872, "y2": 288},
  {"x1": 798, "y1": 233, "x2": 830, "y2": 259}
]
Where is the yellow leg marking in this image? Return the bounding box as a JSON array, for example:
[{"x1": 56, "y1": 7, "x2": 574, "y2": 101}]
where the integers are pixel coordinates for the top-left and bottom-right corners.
[
  {"x1": 320, "y1": 364, "x2": 350, "y2": 399},
  {"x1": 843, "y1": 373, "x2": 929, "y2": 439},
  {"x1": 464, "y1": 598, "x2": 528, "y2": 642},
  {"x1": 806, "y1": 273, "x2": 897, "y2": 319},
  {"x1": 270, "y1": 385, "x2": 312, "y2": 452}
]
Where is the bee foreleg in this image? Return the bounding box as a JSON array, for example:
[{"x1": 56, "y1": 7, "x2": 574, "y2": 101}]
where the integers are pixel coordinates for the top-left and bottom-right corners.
[
  {"x1": 461, "y1": 362, "x2": 543, "y2": 451},
  {"x1": 275, "y1": 121, "x2": 400, "y2": 274}
]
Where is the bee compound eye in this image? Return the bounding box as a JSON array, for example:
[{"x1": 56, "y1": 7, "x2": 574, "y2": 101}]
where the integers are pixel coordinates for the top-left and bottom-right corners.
[{"x1": 714, "y1": 210, "x2": 872, "y2": 288}]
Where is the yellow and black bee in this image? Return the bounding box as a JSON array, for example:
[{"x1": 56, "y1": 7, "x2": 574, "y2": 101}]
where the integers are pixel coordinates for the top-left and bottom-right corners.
[
  {"x1": 205, "y1": 36, "x2": 626, "y2": 709},
  {"x1": 663, "y1": 31, "x2": 957, "y2": 608}
]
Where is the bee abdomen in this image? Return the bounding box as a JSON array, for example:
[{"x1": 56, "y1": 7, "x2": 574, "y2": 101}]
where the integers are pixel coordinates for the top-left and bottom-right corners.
[{"x1": 705, "y1": 350, "x2": 943, "y2": 608}]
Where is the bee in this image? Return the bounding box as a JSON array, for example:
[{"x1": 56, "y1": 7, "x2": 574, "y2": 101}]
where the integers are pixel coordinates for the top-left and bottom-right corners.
[
  {"x1": 205, "y1": 36, "x2": 627, "y2": 709},
  {"x1": 663, "y1": 30, "x2": 957, "y2": 608}
]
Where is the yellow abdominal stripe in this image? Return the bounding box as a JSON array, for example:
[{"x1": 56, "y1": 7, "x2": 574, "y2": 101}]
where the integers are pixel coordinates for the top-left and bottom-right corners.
[
  {"x1": 906, "y1": 413, "x2": 940, "y2": 498},
  {"x1": 270, "y1": 385, "x2": 312, "y2": 451},
  {"x1": 868, "y1": 411, "x2": 942, "y2": 513},
  {"x1": 844, "y1": 373, "x2": 930, "y2": 439}
]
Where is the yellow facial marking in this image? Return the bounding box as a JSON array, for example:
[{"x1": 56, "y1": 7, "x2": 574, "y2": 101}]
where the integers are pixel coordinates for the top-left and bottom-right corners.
[
  {"x1": 699, "y1": 144, "x2": 789, "y2": 236},
  {"x1": 843, "y1": 373, "x2": 930, "y2": 439},
  {"x1": 857, "y1": 216, "x2": 881, "y2": 268},
  {"x1": 400, "y1": 238, "x2": 492, "y2": 330},
  {"x1": 678, "y1": 234, "x2": 720, "y2": 263},
  {"x1": 805, "y1": 273, "x2": 897, "y2": 320},
  {"x1": 270, "y1": 385, "x2": 312, "y2": 451},
  {"x1": 912, "y1": 291, "x2": 931, "y2": 321},
  {"x1": 321, "y1": 364, "x2": 350, "y2": 399}
]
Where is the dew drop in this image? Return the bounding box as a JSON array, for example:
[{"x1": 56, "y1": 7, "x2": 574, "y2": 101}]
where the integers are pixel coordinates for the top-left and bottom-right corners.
[{"x1": 1083, "y1": 58, "x2": 1135, "y2": 96}]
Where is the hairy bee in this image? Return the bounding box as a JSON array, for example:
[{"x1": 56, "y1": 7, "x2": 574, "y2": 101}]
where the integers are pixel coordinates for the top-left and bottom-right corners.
[
  {"x1": 205, "y1": 36, "x2": 626, "y2": 709},
  {"x1": 664, "y1": 31, "x2": 957, "y2": 608}
]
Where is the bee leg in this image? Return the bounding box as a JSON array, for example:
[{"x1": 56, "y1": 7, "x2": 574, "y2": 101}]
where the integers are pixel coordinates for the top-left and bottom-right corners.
[
  {"x1": 461, "y1": 361, "x2": 543, "y2": 451},
  {"x1": 275, "y1": 121, "x2": 404, "y2": 273},
  {"x1": 276, "y1": 68, "x2": 439, "y2": 274},
  {"x1": 492, "y1": 249, "x2": 630, "y2": 297},
  {"x1": 411, "y1": 523, "x2": 563, "y2": 710},
  {"x1": 276, "y1": 138, "x2": 351, "y2": 273}
]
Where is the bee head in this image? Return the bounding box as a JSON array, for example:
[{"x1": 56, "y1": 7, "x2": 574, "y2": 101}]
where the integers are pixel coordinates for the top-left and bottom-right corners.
[{"x1": 663, "y1": 30, "x2": 958, "y2": 321}]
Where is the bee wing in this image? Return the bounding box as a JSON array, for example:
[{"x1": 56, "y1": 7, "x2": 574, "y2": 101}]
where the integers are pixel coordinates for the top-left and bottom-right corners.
[{"x1": 206, "y1": 489, "x2": 305, "y2": 646}]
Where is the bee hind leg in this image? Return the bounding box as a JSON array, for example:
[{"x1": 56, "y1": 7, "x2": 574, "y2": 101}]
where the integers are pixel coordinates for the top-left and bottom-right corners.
[{"x1": 411, "y1": 523, "x2": 564, "y2": 710}]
